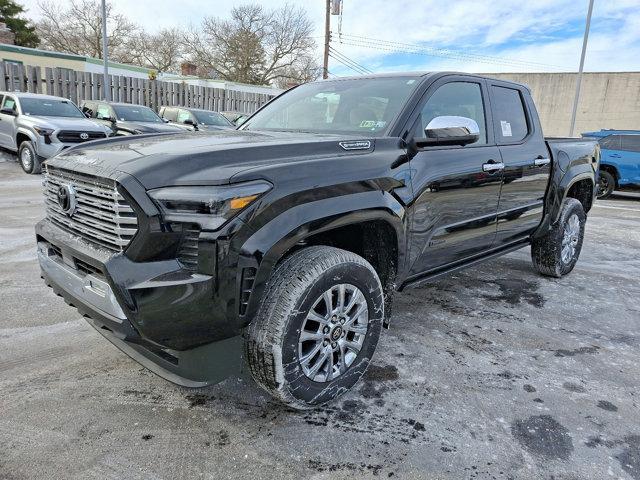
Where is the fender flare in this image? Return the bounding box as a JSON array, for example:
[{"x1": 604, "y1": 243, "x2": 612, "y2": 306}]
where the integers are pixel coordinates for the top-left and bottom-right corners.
[
  {"x1": 533, "y1": 165, "x2": 595, "y2": 238},
  {"x1": 15, "y1": 127, "x2": 37, "y2": 146},
  {"x1": 235, "y1": 190, "x2": 406, "y2": 325}
]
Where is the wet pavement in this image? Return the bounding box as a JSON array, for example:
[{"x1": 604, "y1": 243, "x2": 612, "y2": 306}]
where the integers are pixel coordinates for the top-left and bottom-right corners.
[{"x1": 1, "y1": 154, "x2": 639, "y2": 479}]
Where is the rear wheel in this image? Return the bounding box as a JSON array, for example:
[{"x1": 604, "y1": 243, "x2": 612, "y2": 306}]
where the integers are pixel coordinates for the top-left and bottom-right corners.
[
  {"x1": 531, "y1": 198, "x2": 586, "y2": 278},
  {"x1": 18, "y1": 141, "x2": 42, "y2": 174},
  {"x1": 245, "y1": 246, "x2": 384, "y2": 409},
  {"x1": 597, "y1": 170, "x2": 615, "y2": 199}
]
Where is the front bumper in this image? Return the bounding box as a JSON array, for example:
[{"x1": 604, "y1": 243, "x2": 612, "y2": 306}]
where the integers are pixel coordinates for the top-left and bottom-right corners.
[
  {"x1": 34, "y1": 139, "x2": 74, "y2": 159},
  {"x1": 36, "y1": 221, "x2": 243, "y2": 387}
]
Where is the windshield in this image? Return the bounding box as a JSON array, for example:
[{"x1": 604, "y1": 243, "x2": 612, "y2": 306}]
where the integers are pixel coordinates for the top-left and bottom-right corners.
[
  {"x1": 241, "y1": 76, "x2": 420, "y2": 136},
  {"x1": 113, "y1": 105, "x2": 162, "y2": 123},
  {"x1": 193, "y1": 110, "x2": 233, "y2": 127},
  {"x1": 20, "y1": 98, "x2": 84, "y2": 118}
]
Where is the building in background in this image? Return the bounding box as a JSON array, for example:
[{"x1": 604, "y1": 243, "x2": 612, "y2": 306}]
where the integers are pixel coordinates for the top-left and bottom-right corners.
[
  {"x1": 482, "y1": 72, "x2": 640, "y2": 136},
  {"x1": 0, "y1": 43, "x2": 153, "y2": 79}
]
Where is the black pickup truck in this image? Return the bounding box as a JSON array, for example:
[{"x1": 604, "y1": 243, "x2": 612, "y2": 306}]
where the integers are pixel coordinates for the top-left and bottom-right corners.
[{"x1": 36, "y1": 73, "x2": 599, "y2": 409}]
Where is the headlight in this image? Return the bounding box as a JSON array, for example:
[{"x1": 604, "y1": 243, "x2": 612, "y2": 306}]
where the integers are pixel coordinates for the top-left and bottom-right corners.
[
  {"x1": 34, "y1": 126, "x2": 54, "y2": 136},
  {"x1": 148, "y1": 181, "x2": 272, "y2": 230}
]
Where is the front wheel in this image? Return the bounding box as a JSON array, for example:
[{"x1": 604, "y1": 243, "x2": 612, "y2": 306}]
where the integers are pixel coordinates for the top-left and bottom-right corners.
[
  {"x1": 245, "y1": 246, "x2": 384, "y2": 409},
  {"x1": 18, "y1": 141, "x2": 42, "y2": 174},
  {"x1": 596, "y1": 170, "x2": 615, "y2": 199},
  {"x1": 531, "y1": 198, "x2": 586, "y2": 278}
]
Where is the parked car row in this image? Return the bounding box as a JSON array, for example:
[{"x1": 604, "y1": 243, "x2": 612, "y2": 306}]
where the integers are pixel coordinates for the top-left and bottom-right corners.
[{"x1": 0, "y1": 91, "x2": 251, "y2": 174}]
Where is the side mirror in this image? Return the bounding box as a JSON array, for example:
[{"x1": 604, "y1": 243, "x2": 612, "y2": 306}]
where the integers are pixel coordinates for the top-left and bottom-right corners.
[
  {"x1": 183, "y1": 118, "x2": 195, "y2": 126},
  {"x1": 162, "y1": 118, "x2": 170, "y2": 123},
  {"x1": 84, "y1": 112, "x2": 91, "y2": 118},
  {"x1": 1, "y1": 107, "x2": 16, "y2": 116},
  {"x1": 417, "y1": 116, "x2": 480, "y2": 148}
]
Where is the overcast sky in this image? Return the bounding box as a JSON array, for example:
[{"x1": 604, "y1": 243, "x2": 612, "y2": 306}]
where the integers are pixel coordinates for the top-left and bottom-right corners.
[{"x1": 18, "y1": 0, "x2": 640, "y2": 75}]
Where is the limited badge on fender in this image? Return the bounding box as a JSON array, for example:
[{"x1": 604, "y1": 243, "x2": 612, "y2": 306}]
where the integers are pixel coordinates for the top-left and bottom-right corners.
[{"x1": 338, "y1": 140, "x2": 372, "y2": 151}]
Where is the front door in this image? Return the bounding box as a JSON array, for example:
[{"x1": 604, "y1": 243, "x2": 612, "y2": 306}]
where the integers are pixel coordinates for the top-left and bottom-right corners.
[
  {"x1": 407, "y1": 79, "x2": 502, "y2": 276},
  {"x1": 488, "y1": 82, "x2": 551, "y2": 246},
  {"x1": 0, "y1": 95, "x2": 17, "y2": 149}
]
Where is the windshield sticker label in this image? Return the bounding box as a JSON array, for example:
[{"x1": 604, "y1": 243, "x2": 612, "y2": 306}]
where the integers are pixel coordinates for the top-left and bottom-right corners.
[
  {"x1": 359, "y1": 120, "x2": 386, "y2": 129},
  {"x1": 339, "y1": 140, "x2": 372, "y2": 151},
  {"x1": 500, "y1": 120, "x2": 512, "y2": 137}
]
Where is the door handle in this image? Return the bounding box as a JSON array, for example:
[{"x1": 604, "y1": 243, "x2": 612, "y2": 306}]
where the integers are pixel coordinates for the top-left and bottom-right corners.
[
  {"x1": 534, "y1": 157, "x2": 551, "y2": 167},
  {"x1": 610, "y1": 153, "x2": 621, "y2": 158},
  {"x1": 482, "y1": 162, "x2": 504, "y2": 172}
]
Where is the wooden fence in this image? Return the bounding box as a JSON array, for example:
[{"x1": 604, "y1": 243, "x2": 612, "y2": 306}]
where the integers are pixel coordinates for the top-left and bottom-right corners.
[{"x1": 0, "y1": 61, "x2": 276, "y2": 113}]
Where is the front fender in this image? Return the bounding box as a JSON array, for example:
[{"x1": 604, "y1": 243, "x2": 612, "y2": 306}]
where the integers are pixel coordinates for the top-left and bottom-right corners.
[{"x1": 236, "y1": 190, "x2": 406, "y2": 326}]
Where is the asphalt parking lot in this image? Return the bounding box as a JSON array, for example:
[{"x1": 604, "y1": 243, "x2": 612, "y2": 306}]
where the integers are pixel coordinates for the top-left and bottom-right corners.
[{"x1": 1, "y1": 154, "x2": 639, "y2": 480}]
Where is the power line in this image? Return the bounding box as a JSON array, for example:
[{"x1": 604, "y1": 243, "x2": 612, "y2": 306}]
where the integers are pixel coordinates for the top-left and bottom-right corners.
[
  {"x1": 337, "y1": 33, "x2": 564, "y2": 70},
  {"x1": 328, "y1": 52, "x2": 368, "y2": 75},
  {"x1": 329, "y1": 46, "x2": 373, "y2": 74},
  {"x1": 338, "y1": 33, "x2": 561, "y2": 68}
]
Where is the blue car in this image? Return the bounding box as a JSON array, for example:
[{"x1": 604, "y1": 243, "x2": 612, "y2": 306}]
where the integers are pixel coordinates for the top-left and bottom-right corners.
[{"x1": 582, "y1": 129, "x2": 640, "y2": 198}]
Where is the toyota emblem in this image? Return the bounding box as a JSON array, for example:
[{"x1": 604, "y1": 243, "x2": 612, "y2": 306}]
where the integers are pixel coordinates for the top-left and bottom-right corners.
[
  {"x1": 79, "y1": 132, "x2": 90, "y2": 140},
  {"x1": 57, "y1": 184, "x2": 77, "y2": 216}
]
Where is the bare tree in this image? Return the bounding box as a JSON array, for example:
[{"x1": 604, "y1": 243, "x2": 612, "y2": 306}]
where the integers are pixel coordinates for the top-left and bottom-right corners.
[
  {"x1": 187, "y1": 3, "x2": 319, "y2": 86},
  {"x1": 129, "y1": 28, "x2": 184, "y2": 73},
  {"x1": 36, "y1": 0, "x2": 138, "y2": 64}
]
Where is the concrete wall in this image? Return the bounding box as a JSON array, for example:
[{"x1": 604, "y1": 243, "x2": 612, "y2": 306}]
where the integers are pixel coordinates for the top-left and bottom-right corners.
[{"x1": 480, "y1": 72, "x2": 640, "y2": 137}]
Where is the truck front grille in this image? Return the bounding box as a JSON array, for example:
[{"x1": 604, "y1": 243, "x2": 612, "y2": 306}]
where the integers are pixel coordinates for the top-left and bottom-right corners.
[
  {"x1": 43, "y1": 166, "x2": 138, "y2": 252},
  {"x1": 56, "y1": 131, "x2": 107, "y2": 143}
]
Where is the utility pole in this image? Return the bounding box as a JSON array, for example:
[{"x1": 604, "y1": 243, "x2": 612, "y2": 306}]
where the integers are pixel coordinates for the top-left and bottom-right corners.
[
  {"x1": 101, "y1": 0, "x2": 110, "y2": 101},
  {"x1": 569, "y1": 0, "x2": 594, "y2": 137},
  {"x1": 322, "y1": 0, "x2": 330, "y2": 79}
]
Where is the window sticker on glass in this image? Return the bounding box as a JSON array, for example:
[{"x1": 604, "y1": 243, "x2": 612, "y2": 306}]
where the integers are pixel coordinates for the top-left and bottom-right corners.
[
  {"x1": 500, "y1": 120, "x2": 512, "y2": 137},
  {"x1": 359, "y1": 120, "x2": 386, "y2": 129}
]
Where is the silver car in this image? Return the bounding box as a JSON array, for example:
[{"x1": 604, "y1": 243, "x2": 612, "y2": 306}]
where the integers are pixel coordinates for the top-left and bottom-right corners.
[{"x1": 0, "y1": 92, "x2": 112, "y2": 174}]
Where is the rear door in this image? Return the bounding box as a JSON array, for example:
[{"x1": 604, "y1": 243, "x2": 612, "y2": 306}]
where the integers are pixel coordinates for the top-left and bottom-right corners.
[
  {"x1": 618, "y1": 135, "x2": 640, "y2": 185},
  {"x1": 407, "y1": 77, "x2": 503, "y2": 275},
  {"x1": 489, "y1": 82, "x2": 551, "y2": 246}
]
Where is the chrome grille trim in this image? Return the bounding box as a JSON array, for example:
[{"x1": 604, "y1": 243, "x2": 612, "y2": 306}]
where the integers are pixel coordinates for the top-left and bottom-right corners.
[{"x1": 43, "y1": 166, "x2": 139, "y2": 252}]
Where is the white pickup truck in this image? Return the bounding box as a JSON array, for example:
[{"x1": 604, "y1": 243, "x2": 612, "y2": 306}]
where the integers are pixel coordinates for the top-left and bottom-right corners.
[{"x1": 0, "y1": 92, "x2": 111, "y2": 174}]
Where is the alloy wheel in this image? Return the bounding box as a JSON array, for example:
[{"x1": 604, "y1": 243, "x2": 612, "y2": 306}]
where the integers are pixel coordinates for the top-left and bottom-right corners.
[
  {"x1": 561, "y1": 213, "x2": 580, "y2": 264},
  {"x1": 298, "y1": 283, "x2": 369, "y2": 383},
  {"x1": 20, "y1": 147, "x2": 33, "y2": 171}
]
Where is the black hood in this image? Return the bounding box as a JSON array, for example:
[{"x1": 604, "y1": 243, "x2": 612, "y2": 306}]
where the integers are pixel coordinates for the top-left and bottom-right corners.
[
  {"x1": 116, "y1": 120, "x2": 184, "y2": 134},
  {"x1": 48, "y1": 130, "x2": 375, "y2": 189}
]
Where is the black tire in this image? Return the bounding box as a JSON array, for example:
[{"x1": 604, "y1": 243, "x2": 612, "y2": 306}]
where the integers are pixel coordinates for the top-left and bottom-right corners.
[
  {"x1": 18, "y1": 141, "x2": 42, "y2": 174},
  {"x1": 531, "y1": 198, "x2": 586, "y2": 278},
  {"x1": 596, "y1": 170, "x2": 615, "y2": 199},
  {"x1": 245, "y1": 246, "x2": 384, "y2": 410}
]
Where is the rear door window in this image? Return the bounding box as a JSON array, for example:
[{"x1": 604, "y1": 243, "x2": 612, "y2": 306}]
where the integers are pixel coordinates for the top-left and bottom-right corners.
[
  {"x1": 491, "y1": 86, "x2": 529, "y2": 143},
  {"x1": 620, "y1": 135, "x2": 640, "y2": 153},
  {"x1": 598, "y1": 135, "x2": 621, "y2": 150}
]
